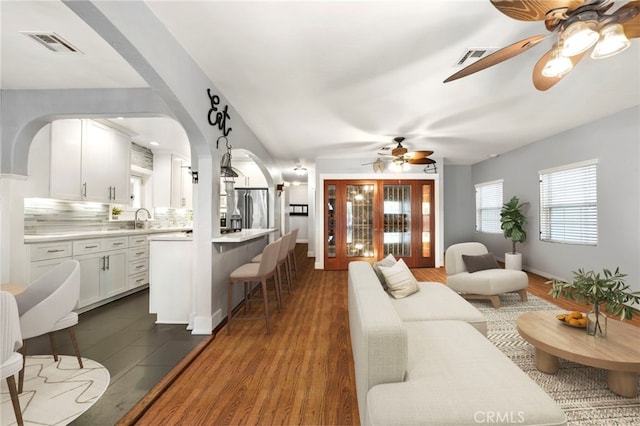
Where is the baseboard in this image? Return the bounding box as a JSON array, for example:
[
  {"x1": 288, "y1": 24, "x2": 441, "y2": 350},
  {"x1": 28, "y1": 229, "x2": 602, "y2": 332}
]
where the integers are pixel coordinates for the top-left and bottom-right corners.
[{"x1": 190, "y1": 309, "x2": 221, "y2": 335}]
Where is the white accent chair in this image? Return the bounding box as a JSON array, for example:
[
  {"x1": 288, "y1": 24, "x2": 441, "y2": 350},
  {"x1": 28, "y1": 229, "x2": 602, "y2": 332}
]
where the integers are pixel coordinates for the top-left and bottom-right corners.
[
  {"x1": 445, "y1": 242, "x2": 528, "y2": 308},
  {"x1": 15, "y1": 259, "x2": 83, "y2": 393},
  {"x1": 1, "y1": 291, "x2": 24, "y2": 426}
]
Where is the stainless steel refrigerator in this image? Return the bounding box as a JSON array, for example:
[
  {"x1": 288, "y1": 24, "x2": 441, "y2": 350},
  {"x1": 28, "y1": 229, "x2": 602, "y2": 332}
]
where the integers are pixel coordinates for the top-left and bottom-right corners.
[{"x1": 234, "y1": 188, "x2": 269, "y2": 229}]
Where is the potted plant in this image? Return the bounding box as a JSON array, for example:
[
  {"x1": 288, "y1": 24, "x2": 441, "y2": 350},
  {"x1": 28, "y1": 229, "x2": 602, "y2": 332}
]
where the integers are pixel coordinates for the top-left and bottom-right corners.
[
  {"x1": 500, "y1": 196, "x2": 527, "y2": 270},
  {"x1": 549, "y1": 267, "x2": 640, "y2": 336},
  {"x1": 111, "y1": 206, "x2": 123, "y2": 219}
]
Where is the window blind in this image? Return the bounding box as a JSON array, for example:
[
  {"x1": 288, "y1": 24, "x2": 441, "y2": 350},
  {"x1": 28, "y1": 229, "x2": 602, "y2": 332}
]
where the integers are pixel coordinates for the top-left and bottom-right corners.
[
  {"x1": 475, "y1": 180, "x2": 503, "y2": 233},
  {"x1": 539, "y1": 160, "x2": 597, "y2": 245}
]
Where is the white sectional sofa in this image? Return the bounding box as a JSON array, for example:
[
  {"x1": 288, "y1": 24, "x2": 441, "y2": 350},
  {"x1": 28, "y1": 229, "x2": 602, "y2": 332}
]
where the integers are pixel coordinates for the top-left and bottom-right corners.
[{"x1": 348, "y1": 261, "x2": 567, "y2": 426}]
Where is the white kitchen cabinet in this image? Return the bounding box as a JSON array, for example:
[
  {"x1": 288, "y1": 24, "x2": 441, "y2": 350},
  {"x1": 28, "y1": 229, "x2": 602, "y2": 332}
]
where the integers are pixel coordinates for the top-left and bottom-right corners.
[
  {"x1": 153, "y1": 153, "x2": 192, "y2": 209},
  {"x1": 26, "y1": 119, "x2": 130, "y2": 203},
  {"x1": 171, "y1": 155, "x2": 192, "y2": 209},
  {"x1": 128, "y1": 235, "x2": 149, "y2": 290},
  {"x1": 50, "y1": 120, "x2": 83, "y2": 199},
  {"x1": 25, "y1": 241, "x2": 73, "y2": 282},
  {"x1": 81, "y1": 120, "x2": 131, "y2": 204},
  {"x1": 73, "y1": 236, "x2": 128, "y2": 308}
]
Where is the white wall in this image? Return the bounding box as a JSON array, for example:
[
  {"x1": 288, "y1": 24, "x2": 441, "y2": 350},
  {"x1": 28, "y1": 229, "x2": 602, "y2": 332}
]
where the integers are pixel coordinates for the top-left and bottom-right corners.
[
  {"x1": 288, "y1": 183, "x2": 309, "y2": 242},
  {"x1": 470, "y1": 106, "x2": 639, "y2": 292}
]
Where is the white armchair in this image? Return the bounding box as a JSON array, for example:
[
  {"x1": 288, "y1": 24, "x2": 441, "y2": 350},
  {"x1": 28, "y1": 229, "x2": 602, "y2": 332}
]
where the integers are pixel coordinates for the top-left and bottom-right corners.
[
  {"x1": 445, "y1": 242, "x2": 528, "y2": 308},
  {"x1": 1, "y1": 291, "x2": 24, "y2": 425},
  {"x1": 15, "y1": 259, "x2": 83, "y2": 393}
]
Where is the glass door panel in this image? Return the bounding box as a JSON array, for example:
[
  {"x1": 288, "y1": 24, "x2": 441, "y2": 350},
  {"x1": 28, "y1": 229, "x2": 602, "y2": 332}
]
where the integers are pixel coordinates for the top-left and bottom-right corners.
[
  {"x1": 327, "y1": 184, "x2": 336, "y2": 258},
  {"x1": 383, "y1": 184, "x2": 411, "y2": 258},
  {"x1": 345, "y1": 184, "x2": 374, "y2": 258},
  {"x1": 421, "y1": 184, "x2": 432, "y2": 258}
]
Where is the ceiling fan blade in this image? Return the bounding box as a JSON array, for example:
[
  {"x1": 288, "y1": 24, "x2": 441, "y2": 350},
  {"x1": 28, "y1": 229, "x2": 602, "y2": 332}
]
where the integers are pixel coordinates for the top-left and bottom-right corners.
[
  {"x1": 490, "y1": 0, "x2": 585, "y2": 21},
  {"x1": 406, "y1": 150, "x2": 434, "y2": 160},
  {"x1": 407, "y1": 158, "x2": 436, "y2": 165},
  {"x1": 532, "y1": 48, "x2": 588, "y2": 91},
  {"x1": 618, "y1": 1, "x2": 640, "y2": 38},
  {"x1": 444, "y1": 35, "x2": 546, "y2": 83}
]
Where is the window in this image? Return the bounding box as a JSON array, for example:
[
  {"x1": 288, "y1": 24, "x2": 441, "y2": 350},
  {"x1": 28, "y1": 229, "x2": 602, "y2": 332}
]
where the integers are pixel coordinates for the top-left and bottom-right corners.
[
  {"x1": 539, "y1": 159, "x2": 597, "y2": 245},
  {"x1": 475, "y1": 180, "x2": 503, "y2": 233}
]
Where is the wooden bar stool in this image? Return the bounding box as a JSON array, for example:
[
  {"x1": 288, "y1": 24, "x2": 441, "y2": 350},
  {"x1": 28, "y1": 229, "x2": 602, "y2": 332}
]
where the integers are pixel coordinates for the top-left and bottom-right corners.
[{"x1": 227, "y1": 239, "x2": 282, "y2": 335}]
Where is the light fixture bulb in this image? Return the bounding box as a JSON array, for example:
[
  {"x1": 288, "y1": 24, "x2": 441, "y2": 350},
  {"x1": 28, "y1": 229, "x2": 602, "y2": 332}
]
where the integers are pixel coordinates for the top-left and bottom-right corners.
[
  {"x1": 591, "y1": 23, "x2": 631, "y2": 59},
  {"x1": 294, "y1": 165, "x2": 307, "y2": 176},
  {"x1": 542, "y1": 46, "x2": 573, "y2": 77},
  {"x1": 561, "y1": 21, "x2": 599, "y2": 56}
]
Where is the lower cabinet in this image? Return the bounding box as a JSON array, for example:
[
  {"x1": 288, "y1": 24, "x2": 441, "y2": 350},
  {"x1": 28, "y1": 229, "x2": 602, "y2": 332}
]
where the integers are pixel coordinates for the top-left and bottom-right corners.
[{"x1": 75, "y1": 249, "x2": 128, "y2": 308}]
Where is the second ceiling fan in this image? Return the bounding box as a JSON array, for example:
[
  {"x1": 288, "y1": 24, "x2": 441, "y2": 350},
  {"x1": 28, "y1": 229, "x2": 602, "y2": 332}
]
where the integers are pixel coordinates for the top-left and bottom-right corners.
[{"x1": 444, "y1": 0, "x2": 640, "y2": 90}]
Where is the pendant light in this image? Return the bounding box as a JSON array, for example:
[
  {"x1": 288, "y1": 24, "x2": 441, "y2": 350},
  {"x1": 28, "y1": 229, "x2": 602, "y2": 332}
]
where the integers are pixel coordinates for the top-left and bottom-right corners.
[
  {"x1": 542, "y1": 43, "x2": 573, "y2": 77},
  {"x1": 591, "y1": 23, "x2": 631, "y2": 59},
  {"x1": 561, "y1": 20, "x2": 600, "y2": 57}
]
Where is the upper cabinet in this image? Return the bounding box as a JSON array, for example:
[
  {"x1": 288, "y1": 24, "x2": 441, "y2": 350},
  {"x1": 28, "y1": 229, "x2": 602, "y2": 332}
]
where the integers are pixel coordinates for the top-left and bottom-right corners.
[
  {"x1": 152, "y1": 153, "x2": 193, "y2": 209},
  {"x1": 27, "y1": 119, "x2": 130, "y2": 204}
]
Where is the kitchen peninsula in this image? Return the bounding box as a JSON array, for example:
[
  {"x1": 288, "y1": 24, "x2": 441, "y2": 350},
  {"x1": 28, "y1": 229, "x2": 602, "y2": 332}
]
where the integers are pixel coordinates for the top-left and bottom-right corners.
[{"x1": 148, "y1": 228, "x2": 276, "y2": 327}]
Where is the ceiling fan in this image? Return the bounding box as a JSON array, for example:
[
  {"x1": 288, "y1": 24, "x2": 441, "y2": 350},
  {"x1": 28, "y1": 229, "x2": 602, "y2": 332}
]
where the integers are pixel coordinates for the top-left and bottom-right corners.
[
  {"x1": 444, "y1": 0, "x2": 640, "y2": 90},
  {"x1": 363, "y1": 137, "x2": 437, "y2": 173}
]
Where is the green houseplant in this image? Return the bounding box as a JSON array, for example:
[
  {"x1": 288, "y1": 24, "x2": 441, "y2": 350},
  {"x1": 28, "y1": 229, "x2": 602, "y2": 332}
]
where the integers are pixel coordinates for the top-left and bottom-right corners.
[
  {"x1": 500, "y1": 196, "x2": 527, "y2": 254},
  {"x1": 500, "y1": 196, "x2": 527, "y2": 270},
  {"x1": 111, "y1": 206, "x2": 123, "y2": 218},
  {"x1": 549, "y1": 267, "x2": 640, "y2": 336}
]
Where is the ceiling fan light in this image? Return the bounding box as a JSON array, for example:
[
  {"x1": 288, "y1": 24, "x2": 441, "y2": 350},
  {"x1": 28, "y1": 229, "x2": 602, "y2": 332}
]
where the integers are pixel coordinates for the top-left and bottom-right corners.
[
  {"x1": 591, "y1": 23, "x2": 631, "y2": 59},
  {"x1": 561, "y1": 21, "x2": 599, "y2": 56},
  {"x1": 542, "y1": 47, "x2": 573, "y2": 77}
]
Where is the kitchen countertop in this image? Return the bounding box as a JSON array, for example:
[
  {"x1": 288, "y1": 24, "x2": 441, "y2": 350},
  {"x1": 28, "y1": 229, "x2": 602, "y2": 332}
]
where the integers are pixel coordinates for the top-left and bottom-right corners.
[
  {"x1": 147, "y1": 232, "x2": 193, "y2": 241},
  {"x1": 211, "y1": 228, "x2": 276, "y2": 243},
  {"x1": 24, "y1": 228, "x2": 193, "y2": 243}
]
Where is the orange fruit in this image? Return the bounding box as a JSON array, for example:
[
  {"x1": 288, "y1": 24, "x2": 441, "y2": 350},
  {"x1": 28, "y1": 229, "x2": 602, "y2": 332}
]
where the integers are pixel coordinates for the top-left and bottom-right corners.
[
  {"x1": 557, "y1": 314, "x2": 566, "y2": 321},
  {"x1": 570, "y1": 311, "x2": 583, "y2": 319}
]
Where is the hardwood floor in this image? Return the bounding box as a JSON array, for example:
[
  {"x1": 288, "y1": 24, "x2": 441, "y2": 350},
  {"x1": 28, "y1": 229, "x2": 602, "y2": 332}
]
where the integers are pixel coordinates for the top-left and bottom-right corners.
[{"x1": 120, "y1": 245, "x2": 639, "y2": 425}]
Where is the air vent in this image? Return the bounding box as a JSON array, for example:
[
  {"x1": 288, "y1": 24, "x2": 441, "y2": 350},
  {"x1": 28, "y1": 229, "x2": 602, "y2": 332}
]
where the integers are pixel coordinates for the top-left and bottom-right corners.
[
  {"x1": 455, "y1": 48, "x2": 497, "y2": 67},
  {"x1": 22, "y1": 32, "x2": 81, "y2": 53}
]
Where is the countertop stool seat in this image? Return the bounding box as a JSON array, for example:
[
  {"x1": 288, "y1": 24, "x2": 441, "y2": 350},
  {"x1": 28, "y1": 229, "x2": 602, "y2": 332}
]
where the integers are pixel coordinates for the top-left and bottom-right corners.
[
  {"x1": 228, "y1": 239, "x2": 282, "y2": 335},
  {"x1": 287, "y1": 228, "x2": 299, "y2": 280},
  {"x1": 252, "y1": 232, "x2": 294, "y2": 295}
]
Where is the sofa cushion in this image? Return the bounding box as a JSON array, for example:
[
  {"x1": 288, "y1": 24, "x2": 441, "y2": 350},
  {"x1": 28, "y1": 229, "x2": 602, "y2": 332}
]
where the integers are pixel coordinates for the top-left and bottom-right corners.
[
  {"x1": 366, "y1": 321, "x2": 567, "y2": 426},
  {"x1": 462, "y1": 252, "x2": 499, "y2": 273},
  {"x1": 389, "y1": 282, "x2": 487, "y2": 335},
  {"x1": 378, "y1": 259, "x2": 420, "y2": 299},
  {"x1": 447, "y1": 269, "x2": 528, "y2": 295},
  {"x1": 373, "y1": 254, "x2": 396, "y2": 289}
]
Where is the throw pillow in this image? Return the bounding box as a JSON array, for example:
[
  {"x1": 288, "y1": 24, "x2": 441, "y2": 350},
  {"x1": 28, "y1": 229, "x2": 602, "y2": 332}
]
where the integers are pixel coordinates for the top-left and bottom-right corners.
[
  {"x1": 462, "y1": 253, "x2": 499, "y2": 273},
  {"x1": 373, "y1": 254, "x2": 396, "y2": 290},
  {"x1": 378, "y1": 258, "x2": 420, "y2": 299}
]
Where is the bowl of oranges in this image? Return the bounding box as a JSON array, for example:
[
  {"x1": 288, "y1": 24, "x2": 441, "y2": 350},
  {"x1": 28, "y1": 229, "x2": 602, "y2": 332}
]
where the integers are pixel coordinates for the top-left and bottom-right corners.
[{"x1": 556, "y1": 311, "x2": 588, "y2": 328}]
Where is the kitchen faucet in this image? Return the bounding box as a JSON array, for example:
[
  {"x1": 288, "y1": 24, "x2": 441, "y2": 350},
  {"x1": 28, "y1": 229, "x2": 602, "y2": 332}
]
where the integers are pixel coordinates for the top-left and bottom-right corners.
[{"x1": 134, "y1": 208, "x2": 151, "y2": 229}]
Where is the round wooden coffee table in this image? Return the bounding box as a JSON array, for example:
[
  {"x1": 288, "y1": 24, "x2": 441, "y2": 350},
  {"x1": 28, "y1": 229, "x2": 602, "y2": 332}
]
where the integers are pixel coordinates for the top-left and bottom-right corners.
[{"x1": 517, "y1": 310, "x2": 640, "y2": 398}]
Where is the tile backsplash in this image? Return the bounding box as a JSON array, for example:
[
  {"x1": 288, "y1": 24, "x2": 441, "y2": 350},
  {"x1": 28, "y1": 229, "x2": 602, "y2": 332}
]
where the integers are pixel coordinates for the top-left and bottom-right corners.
[{"x1": 24, "y1": 198, "x2": 192, "y2": 235}]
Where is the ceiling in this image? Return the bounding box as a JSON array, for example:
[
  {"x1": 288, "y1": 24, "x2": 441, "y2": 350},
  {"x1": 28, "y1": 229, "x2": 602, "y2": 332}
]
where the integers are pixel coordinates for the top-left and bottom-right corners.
[{"x1": 2, "y1": 1, "x2": 639, "y2": 182}]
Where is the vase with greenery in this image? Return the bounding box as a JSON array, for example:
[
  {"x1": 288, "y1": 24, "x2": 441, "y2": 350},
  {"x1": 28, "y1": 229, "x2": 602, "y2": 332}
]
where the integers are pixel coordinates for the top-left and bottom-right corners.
[
  {"x1": 500, "y1": 196, "x2": 527, "y2": 254},
  {"x1": 549, "y1": 267, "x2": 640, "y2": 336}
]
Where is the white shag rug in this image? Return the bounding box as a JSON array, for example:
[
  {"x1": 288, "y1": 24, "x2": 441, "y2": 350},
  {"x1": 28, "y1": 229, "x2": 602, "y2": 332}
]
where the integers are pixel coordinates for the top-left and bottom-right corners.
[
  {"x1": 471, "y1": 293, "x2": 640, "y2": 426},
  {"x1": 1, "y1": 355, "x2": 109, "y2": 426}
]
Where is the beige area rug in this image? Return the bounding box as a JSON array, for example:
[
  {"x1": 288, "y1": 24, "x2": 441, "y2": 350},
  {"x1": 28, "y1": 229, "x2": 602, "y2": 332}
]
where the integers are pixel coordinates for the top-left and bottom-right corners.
[
  {"x1": 1, "y1": 355, "x2": 109, "y2": 426},
  {"x1": 471, "y1": 293, "x2": 640, "y2": 426}
]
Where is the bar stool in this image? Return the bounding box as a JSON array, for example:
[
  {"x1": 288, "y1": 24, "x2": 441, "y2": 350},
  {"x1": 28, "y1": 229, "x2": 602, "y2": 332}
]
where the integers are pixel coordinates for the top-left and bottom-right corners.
[
  {"x1": 252, "y1": 232, "x2": 293, "y2": 294},
  {"x1": 227, "y1": 239, "x2": 282, "y2": 335},
  {"x1": 287, "y1": 228, "x2": 299, "y2": 280}
]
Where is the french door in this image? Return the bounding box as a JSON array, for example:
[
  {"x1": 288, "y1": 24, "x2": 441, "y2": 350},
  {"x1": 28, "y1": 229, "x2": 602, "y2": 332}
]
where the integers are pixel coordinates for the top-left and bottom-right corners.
[{"x1": 324, "y1": 179, "x2": 435, "y2": 270}]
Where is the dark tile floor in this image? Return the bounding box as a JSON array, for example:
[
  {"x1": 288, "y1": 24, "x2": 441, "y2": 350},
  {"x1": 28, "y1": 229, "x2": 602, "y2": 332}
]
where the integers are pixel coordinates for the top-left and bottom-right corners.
[{"x1": 24, "y1": 289, "x2": 206, "y2": 425}]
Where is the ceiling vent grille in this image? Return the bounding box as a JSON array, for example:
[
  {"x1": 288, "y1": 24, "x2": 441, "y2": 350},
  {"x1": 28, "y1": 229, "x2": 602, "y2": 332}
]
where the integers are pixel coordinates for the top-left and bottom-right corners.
[
  {"x1": 22, "y1": 32, "x2": 81, "y2": 53},
  {"x1": 455, "y1": 48, "x2": 497, "y2": 67}
]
